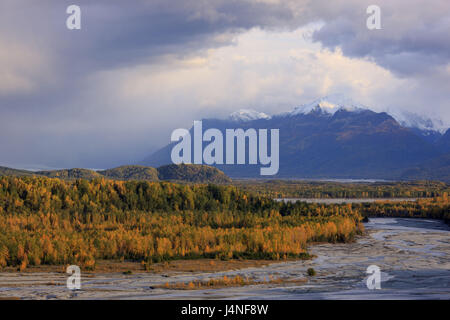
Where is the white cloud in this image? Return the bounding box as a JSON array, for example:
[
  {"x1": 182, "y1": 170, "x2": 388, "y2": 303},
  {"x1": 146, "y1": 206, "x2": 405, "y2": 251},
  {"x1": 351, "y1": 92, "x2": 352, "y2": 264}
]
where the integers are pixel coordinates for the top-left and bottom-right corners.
[
  {"x1": 0, "y1": 41, "x2": 52, "y2": 95},
  {"x1": 93, "y1": 27, "x2": 405, "y2": 121}
]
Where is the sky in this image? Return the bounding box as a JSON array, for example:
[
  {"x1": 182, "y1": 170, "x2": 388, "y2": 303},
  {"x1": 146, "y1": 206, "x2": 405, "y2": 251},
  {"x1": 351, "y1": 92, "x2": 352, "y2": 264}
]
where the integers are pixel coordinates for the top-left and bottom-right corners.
[{"x1": 0, "y1": 0, "x2": 449, "y2": 169}]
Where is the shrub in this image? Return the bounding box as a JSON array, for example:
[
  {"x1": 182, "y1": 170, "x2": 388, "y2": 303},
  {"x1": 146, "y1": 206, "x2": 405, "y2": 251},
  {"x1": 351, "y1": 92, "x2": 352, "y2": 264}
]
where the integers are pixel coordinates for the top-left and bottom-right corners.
[{"x1": 307, "y1": 268, "x2": 316, "y2": 276}]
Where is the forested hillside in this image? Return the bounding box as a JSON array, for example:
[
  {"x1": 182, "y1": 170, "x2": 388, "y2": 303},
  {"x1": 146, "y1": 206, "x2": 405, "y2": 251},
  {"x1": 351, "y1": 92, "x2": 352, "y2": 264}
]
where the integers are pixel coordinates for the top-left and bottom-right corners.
[
  {"x1": 158, "y1": 164, "x2": 231, "y2": 183},
  {"x1": 235, "y1": 180, "x2": 450, "y2": 198},
  {"x1": 99, "y1": 165, "x2": 159, "y2": 181},
  {"x1": 0, "y1": 164, "x2": 231, "y2": 184},
  {"x1": 0, "y1": 176, "x2": 362, "y2": 270},
  {"x1": 0, "y1": 167, "x2": 33, "y2": 177},
  {"x1": 36, "y1": 168, "x2": 102, "y2": 180}
]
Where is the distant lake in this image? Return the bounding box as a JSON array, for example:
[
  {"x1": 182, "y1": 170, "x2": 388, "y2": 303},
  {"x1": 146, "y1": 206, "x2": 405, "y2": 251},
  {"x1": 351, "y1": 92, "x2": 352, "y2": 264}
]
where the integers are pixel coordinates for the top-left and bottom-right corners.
[
  {"x1": 275, "y1": 198, "x2": 419, "y2": 204},
  {"x1": 237, "y1": 178, "x2": 391, "y2": 183}
]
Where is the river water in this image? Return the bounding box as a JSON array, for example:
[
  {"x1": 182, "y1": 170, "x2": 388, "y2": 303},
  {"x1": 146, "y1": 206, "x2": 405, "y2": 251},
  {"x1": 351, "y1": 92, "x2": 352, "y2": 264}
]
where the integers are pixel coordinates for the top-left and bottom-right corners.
[
  {"x1": 0, "y1": 218, "x2": 449, "y2": 299},
  {"x1": 275, "y1": 198, "x2": 419, "y2": 204}
]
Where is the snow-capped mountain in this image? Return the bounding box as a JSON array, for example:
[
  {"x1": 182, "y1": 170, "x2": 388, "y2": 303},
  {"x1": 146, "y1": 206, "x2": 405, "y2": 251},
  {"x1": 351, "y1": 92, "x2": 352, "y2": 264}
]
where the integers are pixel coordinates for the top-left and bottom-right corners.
[
  {"x1": 288, "y1": 94, "x2": 368, "y2": 116},
  {"x1": 229, "y1": 109, "x2": 271, "y2": 122},
  {"x1": 230, "y1": 95, "x2": 448, "y2": 136},
  {"x1": 143, "y1": 95, "x2": 449, "y2": 180},
  {"x1": 387, "y1": 109, "x2": 448, "y2": 134}
]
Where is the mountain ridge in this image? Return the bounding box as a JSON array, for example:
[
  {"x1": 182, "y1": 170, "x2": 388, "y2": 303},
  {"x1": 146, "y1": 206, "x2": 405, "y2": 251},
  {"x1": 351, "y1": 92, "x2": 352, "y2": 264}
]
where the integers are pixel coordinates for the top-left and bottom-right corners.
[
  {"x1": 142, "y1": 97, "x2": 450, "y2": 181},
  {"x1": 0, "y1": 164, "x2": 231, "y2": 183}
]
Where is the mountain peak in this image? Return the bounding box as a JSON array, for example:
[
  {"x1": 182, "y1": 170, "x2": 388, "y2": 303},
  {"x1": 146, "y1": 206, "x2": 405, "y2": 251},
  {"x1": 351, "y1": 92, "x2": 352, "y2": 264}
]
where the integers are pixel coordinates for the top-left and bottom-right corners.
[
  {"x1": 229, "y1": 109, "x2": 271, "y2": 122},
  {"x1": 225, "y1": 96, "x2": 448, "y2": 135},
  {"x1": 289, "y1": 94, "x2": 368, "y2": 116}
]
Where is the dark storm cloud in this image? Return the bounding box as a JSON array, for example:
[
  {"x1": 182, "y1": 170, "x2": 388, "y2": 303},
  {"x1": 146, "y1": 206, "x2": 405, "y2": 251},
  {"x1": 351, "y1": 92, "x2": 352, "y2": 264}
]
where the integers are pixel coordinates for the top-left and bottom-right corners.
[
  {"x1": 0, "y1": 0, "x2": 449, "y2": 169},
  {"x1": 0, "y1": 0, "x2": 312, "y2": 168},
  {"x1": 310, "y1": 0, "x2": 450, "y2": 76},
  {"x1": 1, "y1": 0, "x2": 303, "y2": 73},
  {"x1": 2, "y1": 0, "x2": 448, "y2": 94},
  {"x1": 0, "y1": 0, "x2": 308, "y2": 110}
]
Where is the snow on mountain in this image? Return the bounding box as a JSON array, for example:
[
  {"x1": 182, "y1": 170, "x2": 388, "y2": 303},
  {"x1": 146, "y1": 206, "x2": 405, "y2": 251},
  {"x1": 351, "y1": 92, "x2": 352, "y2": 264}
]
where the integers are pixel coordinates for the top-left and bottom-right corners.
[
  {"x1": 229, "y1": 109, "x2": 271, "y2": 122},
  {"x1": 227, "y1": 95, "x2": 448, "y2": 134},
  {"x1": 288, "y1": 94, "x2": 368, "y2": 116},
  {"x1": 387, "y1": 109, "x2": 448, "y2": 134},
  {"x1": 285, "y1": 95, "x2": 448, "y2": 134}
]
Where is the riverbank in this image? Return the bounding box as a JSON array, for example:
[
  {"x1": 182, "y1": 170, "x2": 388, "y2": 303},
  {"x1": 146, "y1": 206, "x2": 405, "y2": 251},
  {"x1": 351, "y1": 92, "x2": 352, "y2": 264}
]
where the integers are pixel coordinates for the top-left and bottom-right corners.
[
  {"x1": 0, "y1": 218, "x2": 448, "y2": 299},
  {"x1": 0, "y1": 258, "x2": 284, "y2": 275}
]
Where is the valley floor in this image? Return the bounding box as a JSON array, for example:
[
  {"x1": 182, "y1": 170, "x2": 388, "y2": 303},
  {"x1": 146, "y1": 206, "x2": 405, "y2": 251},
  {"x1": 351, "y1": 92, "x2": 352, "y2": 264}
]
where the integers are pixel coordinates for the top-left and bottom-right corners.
[{"x1": 1, "y1": 218, "x2": 448, "y2": 300}]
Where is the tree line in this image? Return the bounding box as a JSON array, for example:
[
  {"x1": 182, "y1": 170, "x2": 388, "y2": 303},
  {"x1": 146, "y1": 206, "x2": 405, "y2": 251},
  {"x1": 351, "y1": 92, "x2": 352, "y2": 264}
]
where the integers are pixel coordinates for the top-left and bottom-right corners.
[
  {"x1": 234, "y1": 180, "x2": 450, "y2": 199},
  {"x1": 356, "y1": 195, "x2": 450, "y2": 224},
  {"x1": 0, "y1": 176, "x2": 363, "y2": 270}
]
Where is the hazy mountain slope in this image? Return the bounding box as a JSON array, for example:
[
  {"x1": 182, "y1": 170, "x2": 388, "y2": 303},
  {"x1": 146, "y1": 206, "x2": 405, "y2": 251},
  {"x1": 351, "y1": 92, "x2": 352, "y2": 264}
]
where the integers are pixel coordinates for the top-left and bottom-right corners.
[
  {"x1": 0, "y1": 164, "x2": 232, "y2": 183},
  {"x1": 400, "y1": 153, "x2": 450, "y2": 182},
  {"x1": 436, "y1": 129, "x2": 450, "y2": 153},
  {"x1": 142, "y1": 105, "x2": 442, "y2": 179},
  {"x1": 399, "y1": 130, "x2": 450, "y2": 182},
  {"x1": 99, "y1": 165, "x2": 159, "y2": 181},
  {"x1": 36, "y1": 168, "x2": 102, "y2": 179},
  {"x1": 0, "y1": 166, "x2": 34, "y2": 177}
]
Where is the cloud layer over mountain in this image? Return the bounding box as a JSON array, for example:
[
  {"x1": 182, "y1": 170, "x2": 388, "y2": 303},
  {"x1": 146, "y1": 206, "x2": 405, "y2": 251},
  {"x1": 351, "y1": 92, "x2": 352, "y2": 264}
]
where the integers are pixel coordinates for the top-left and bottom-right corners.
[{"x1": 0, "y1": 0, "x2": 449, "y2": 168}]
